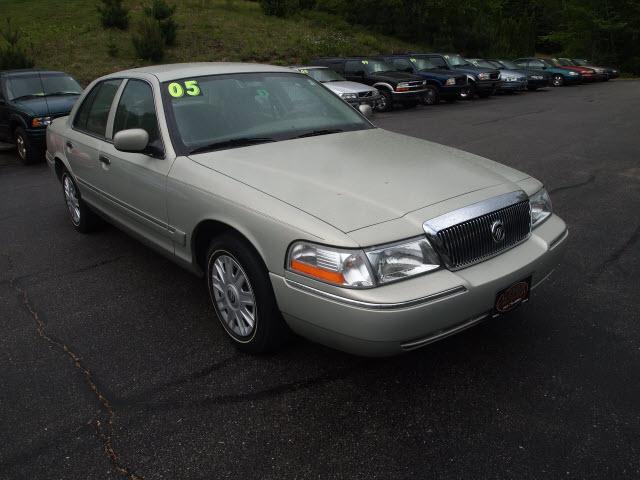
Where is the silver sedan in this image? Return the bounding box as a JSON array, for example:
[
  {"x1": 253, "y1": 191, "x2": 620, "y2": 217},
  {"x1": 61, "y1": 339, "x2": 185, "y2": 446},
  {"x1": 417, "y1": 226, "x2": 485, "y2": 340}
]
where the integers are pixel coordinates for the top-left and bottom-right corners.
[{"x1": 46, "y1": 63, "x2": 568, "y2": 356}]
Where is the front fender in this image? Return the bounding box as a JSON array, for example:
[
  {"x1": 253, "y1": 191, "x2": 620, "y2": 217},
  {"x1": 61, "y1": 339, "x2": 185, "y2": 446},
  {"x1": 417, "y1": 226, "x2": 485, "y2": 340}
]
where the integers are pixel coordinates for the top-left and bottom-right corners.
[{"x1": 372, "y1": 82, "x2": 394, "y2": 92}]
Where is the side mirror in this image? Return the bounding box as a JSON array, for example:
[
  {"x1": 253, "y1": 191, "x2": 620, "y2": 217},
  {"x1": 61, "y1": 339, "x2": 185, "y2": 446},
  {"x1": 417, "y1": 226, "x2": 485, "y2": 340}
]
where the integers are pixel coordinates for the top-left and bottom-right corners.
[
  {"x1": 113, "y1": 128, "x2": 149, "y2": 153},
  {"x1": 358, "y1": 104, "x2": 373, "y2": 118}
]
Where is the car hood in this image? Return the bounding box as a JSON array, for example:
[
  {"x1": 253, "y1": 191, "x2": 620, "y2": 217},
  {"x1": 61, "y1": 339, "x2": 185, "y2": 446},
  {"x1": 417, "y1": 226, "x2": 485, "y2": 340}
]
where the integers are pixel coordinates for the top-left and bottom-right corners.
[
  {"x1": 415, "y1": 69, "x2": 458, "y2": 80},
  {"x1": 322, "y1": 81, "x2": 377, "y2": 94},
  {"x1": 189, "y1": 129, "x2": 529, "y2": 233},
  {"x1": 12, "y1": 95, "x2": 79, "y2": 117},
  {"x1": 369, "y1": 71, "x2": 424, "y2": 83}
]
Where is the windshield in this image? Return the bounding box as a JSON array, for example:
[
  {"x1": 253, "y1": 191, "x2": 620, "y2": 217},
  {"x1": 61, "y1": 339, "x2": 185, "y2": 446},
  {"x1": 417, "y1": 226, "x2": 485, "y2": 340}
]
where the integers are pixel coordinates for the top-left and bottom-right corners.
[
  {"x1": 498, "y1": 60, "x2": 519, "y2": 70},
  {"x1": 540, "y1": 59, "x2": 556, "y2": 68},
  {"x1": 410, "y1": 57, "x2": 438, "y2": 70},
  {"x1": 573, "y1": 59, "x2": 589, "y2": 66},
  {"x1": 5, "y1": 73, "x2": 82, "y2": 101},
  {"x1": 361, "y1": 60, "x2": 394, "y2": 73},
  {"x1": 556, "y1": 58, "x2": 574, "y2": 66},
  {"x1": 162, "y1": 72, "x2": 372, "y2": 155},
  {"x1": 469, "y1": 59, "x2": 495, "y2": 69},
  {"x1": 444, "y1": 54, "x2": 469, "y2": 67},
  {"x1": 301, "y1": 68, "x2": 345, "y2": 83}
]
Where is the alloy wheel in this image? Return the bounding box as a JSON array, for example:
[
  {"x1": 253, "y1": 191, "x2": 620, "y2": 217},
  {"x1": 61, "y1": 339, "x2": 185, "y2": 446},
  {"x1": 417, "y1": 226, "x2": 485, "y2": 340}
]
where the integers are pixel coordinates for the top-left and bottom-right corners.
[
  {"x1": 210, "y1": 253, "x2": 257, "y2": 338},
  {"x1": 552, "y1": 75, "x2": 564, "y2": 87},
  {"x1": 63, "y1": 175, "x2": 81, "y2": 225}
]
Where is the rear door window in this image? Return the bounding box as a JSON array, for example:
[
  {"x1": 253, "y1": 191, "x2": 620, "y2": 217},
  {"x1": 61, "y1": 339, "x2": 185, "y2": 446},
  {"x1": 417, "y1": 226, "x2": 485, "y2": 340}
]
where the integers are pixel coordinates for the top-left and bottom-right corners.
[{"x1": 74, "y1": 79, "x2": 121, "y2": 137}]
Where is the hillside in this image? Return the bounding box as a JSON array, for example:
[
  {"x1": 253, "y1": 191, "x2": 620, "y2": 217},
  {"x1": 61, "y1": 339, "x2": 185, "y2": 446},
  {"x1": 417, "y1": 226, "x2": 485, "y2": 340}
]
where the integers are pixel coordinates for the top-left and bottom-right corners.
[{"x1": 0, "y1": 0, "x2": 427, "y2": 84}]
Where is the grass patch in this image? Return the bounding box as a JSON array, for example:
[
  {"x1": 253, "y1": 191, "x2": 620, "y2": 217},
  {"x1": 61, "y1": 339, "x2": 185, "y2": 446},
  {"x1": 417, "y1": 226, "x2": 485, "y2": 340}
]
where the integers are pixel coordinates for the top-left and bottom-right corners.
[{"x1": 0, "y1": 0, "x2": 426, "y2": 84}]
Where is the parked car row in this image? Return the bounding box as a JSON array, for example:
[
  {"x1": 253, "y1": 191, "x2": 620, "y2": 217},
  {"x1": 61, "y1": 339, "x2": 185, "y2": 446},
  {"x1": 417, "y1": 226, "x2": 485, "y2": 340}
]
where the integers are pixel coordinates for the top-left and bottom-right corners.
[
  {"x1": 291, "y1": 53, "x2": 618, "y2": 112},
  {"x1": 0, "y1": 54, "x2": 619, "y2": 164}
]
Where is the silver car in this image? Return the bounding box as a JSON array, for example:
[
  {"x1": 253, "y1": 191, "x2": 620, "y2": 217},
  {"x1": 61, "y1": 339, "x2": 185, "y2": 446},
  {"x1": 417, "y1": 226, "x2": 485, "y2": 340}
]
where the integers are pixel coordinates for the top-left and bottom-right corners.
[
  {"x1": 293, "y1": 66, "x2": 381, "y2": 108},
  {"x1": 46, "y1": 63, "x2": 568, "y2": 356}
]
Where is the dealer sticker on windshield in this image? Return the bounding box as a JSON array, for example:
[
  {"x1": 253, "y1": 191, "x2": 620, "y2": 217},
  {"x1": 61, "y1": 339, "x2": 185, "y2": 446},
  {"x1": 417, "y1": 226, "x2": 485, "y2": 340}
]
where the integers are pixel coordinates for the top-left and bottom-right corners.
[{"x1": 167, "y1": 80, "x2": 202, "y2": 98}]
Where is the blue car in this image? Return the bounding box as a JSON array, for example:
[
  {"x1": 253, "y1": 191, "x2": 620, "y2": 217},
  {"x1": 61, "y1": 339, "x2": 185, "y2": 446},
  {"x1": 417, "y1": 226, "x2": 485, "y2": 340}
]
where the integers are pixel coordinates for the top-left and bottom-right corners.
[
  {"x1": 0, "y1": 69, "x2": 82, "y2": 163},
  {"x1": 376, "y1": 54, "x2": 467, "y2": 104},
  {"x1": 513, "y1": 58, "x2": 583, "y2": 87}
]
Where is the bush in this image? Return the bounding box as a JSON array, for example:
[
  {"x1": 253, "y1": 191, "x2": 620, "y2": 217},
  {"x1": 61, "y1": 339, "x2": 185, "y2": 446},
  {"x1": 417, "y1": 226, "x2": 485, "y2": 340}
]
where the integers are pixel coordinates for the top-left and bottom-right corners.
[
  {"x1": 159, "y1": 18, "x2": 178, "y2": 46},
  {"x1": 145, "y1": 0, "x2": 175, "y2": 21},
  {"x1": 260, "y1": 0, "x2": 300, "y2": 17},
  {"x1": 0, "y1": 18, "x2": 34, "y2": 69},
  {"x1": 132, "y1": 18, "x2": 164, "y2": 61},
  {"x1": 97, "y1": 0, "x2": 129, "y2": 30}
]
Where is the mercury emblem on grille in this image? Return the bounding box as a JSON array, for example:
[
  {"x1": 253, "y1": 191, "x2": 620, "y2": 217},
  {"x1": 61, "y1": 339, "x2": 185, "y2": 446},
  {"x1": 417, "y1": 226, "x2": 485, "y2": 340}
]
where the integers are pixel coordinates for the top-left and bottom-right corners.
[{"x1": 490, "y1": 220, "x2": 506, "y2": 243}]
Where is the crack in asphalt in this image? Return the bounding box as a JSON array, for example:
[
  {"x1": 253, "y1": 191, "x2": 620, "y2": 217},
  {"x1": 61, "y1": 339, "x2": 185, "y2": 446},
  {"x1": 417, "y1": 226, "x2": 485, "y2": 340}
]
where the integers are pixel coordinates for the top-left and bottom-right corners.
[
  {"x1": 4, "y1": 255, "x2": 143, "y2": 480},
  {"x1": 548, "y1": 174, "x2": 596, "y2": 194},
  {"x1": 590, "y1": 224, "x2": 640, "y2": 281}
]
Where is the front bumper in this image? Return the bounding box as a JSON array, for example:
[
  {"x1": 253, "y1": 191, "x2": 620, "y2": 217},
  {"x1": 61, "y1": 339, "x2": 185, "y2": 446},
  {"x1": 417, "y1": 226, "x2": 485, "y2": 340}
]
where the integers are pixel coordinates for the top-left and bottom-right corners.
[
  {"x1": 527, "y1": 78, "x2": 550, "y2": 88},
  {"x1": 272, "y1": 214, "x2": 568, "y2": 356},
  {"x1": 499, "y1": 80, "x2": 528, "y2": 91},
  {"x1": 346, "y1": 94, "x2": 381, "y2": 108},
  {"x1": 476, "y1": 79, "x2": 500, "y2": 93},
  {"x1": 25, "y1": 127, "x2": 47, "y2": 146},
  {"x1": 564, "y1": 75, "x2": 583, "y2": 84},
  {"x1": 390, "y1": 89, "x2": 427, "y2": 103}
]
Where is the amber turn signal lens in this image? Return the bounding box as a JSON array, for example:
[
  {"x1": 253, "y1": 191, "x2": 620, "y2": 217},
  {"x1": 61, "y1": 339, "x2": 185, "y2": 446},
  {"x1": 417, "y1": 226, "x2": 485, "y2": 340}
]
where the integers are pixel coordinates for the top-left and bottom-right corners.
[{"x1": 290, "y1": 259, "x2": 346, "y2": 284}]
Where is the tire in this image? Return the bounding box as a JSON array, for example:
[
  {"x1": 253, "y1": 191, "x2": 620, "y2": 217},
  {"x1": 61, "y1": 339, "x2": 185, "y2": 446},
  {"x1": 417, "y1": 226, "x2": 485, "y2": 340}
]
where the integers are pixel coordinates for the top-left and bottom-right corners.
[
  {"x1": 460, "y1": 82, "x2": 476, "y2": 100},
  {"x1": 206, "y1": 233, "x2": 290, "y2": 353},
  {"x1": 552, "y1": 74, "x2": 564, "y2": 87},
  {"x1": 375, "y1": 89, "x2": 394, "y2": 112},
  {"x1": 61, "y1": 171, "x2": 101, "y2": 233},
  {"x1": 14, "y1": 127, "x2": 42, "y2": 164},
  {"x1": 421, "y1": 85, "x2": 440, "y2": 106}
]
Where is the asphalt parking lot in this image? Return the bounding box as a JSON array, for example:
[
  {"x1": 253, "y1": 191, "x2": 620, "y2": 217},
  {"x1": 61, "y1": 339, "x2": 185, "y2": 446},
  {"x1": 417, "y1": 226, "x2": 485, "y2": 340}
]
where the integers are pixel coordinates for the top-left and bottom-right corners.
[{"x1": 1, "y1": 80, "x2": 639, "y2": 479}]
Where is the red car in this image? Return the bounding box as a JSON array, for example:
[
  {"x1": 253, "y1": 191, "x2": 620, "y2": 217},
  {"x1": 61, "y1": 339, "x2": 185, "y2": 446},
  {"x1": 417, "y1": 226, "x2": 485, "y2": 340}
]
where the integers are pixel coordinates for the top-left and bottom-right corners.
[{"x1": 550, "y1": 58, "x2": 600, "y2": 82}]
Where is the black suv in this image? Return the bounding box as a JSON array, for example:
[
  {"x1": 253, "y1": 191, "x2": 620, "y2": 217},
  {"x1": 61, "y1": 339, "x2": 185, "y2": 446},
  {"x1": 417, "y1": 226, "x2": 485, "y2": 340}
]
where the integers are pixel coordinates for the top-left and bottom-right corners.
[
  {"x1": 310, "y1": 57, "x2": 427, "y2": 111},
  {"x1": 0, "y1": 69, "x2": 82, "y2": 163},
  {"x1": 415, "y1": 53, "x2": 500, "y2": 98},
  {"x1": 376, "y1": 54, "x2": 467, "y2": 104}
]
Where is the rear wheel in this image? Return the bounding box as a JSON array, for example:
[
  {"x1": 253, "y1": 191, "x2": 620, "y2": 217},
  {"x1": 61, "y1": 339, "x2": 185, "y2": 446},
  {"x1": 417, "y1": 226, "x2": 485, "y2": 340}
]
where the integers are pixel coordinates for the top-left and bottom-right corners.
[
  {"x1": 375, "y1": 89, "x2": 393, "y2": 112},
  {"x1": 14, "y1": 127, "x2": 42, "y2": 164},
  {"x1": 552, "y1": 74, "x2": 564, "y2": 87},
  {"x1": 206, "y1": 233, "x2": 290, "y2": 353},
  {"x1": 61, "y1": 171, "x2": 101, "y2": 233},
  {"x1": 421, "y1": 85, "x2": 440, "y2": 105}
]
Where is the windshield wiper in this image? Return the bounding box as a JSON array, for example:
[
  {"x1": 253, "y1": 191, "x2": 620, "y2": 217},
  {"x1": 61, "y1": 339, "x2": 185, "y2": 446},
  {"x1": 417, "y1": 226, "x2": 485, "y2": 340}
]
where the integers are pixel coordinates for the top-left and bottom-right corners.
[
  {"x1": 188, "y1": 137, "x2": 276, "y2": 155},
  {"x1": 46, "y1": 91, "x2": 81, "y2": 96},
  {"x1": 294, "y1": 129, "x2": 344, "y2": 139},
  {"x1": 11, "y1": 94, "x2": 42, "y2": 101}
]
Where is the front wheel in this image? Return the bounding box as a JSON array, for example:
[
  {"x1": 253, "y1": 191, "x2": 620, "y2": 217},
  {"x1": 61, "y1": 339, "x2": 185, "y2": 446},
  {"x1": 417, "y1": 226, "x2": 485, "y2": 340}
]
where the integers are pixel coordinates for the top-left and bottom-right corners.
[
  {"x1": 206, "y1": 233, "x2": 290, "y2": 353},
  {"x1": 375, "y1": 89, "x2": 393, "y2": 112},
  {"x1": 552, "y1": 74, "x2": 564, "y2": 87},
  {"x1": 421, "y1": 85, "x2": 440, "y2": 106},
  {"x1": 14, "y1": 127, "x2": 42, "y2": 164},
  {"x1": 459, "y1": 82, "x2": 476, "y2": 100}
]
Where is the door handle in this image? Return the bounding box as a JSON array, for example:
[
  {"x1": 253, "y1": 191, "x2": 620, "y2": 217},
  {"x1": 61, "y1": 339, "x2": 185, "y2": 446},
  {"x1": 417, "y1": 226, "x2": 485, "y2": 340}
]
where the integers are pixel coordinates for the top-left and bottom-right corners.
[
  {"x1": 66, "y1": 141, "x2": 74, "y2": 150},
  {"x1": 99, "y1": 155, "x2": 111, "y2": 166}
]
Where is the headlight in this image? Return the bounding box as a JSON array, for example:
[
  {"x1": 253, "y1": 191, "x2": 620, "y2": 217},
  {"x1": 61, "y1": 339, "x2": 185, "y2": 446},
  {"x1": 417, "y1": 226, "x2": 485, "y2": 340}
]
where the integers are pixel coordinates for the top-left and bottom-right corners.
[
  {"x1": 568, "y1": 71, "x2": 578, "y2": 76},
  {"x1": 287, "y1": 238, "x2": 440, "y2": 288},
  {"x1": 365, "y1": 237, "x2": 440, "y2": 285},
  {"x1": 478, "y1": 72, "x2": 490, "y2": 80},
  {"x1": 530, "y1": 188, "x2": 553, "y2": 228},
  {"x1": 445, "y1": 77, "x2": 456, "y2": 86},
  {"x1": 396, "y1": 82, "x2": 413, "y2": 92},
  {"x1": 340, "y1": 93, "x2": 358, "y2": 100},
  {"x1": 31, "y1": 116, "x2": 52, "y2": 127}
]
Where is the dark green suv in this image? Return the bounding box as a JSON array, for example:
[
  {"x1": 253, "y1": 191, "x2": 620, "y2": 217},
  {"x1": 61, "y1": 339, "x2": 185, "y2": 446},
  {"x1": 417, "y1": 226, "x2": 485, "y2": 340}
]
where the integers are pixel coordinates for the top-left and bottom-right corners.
[{"x1": 0, "y1": 69, "x2": 82, "y2": 163}]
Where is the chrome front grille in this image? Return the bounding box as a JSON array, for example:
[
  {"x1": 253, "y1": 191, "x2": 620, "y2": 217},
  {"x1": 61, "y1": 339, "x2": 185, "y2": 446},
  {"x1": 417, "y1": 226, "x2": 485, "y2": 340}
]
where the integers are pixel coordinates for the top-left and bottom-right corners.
[
  {"x1": 358, "y1": 91, "x2": 373, "y2": 97},
  {"x1": 423, "y1": 192, "x2": 531, "y2": 270},
  {"x1": 456, "y1": 76, "x2": 467, "y2": 85},
  {"x1": 490, "y1": 72, "x2": 500, "y2": 80}
]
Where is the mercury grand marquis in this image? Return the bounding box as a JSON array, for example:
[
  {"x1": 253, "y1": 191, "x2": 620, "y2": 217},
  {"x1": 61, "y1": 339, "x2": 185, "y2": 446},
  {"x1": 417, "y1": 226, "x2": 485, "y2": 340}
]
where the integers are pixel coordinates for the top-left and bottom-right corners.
[{"x1": 46, "y1": 63, "x2": 568, "y2": 356}]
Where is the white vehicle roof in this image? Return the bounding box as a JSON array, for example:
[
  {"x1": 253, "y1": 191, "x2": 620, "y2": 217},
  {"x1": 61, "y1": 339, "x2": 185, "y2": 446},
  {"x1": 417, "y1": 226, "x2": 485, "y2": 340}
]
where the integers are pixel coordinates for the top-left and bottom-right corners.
[{"x1": 104, "y1": 62, "x2": 295, "y2": 82}]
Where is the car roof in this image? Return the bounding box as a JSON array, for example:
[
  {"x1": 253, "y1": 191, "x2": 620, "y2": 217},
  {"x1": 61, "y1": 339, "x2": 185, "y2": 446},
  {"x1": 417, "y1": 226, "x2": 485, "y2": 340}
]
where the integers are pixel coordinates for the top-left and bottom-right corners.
[
  {"x1": 101, "y1": 62, "x2": 295, "y2": 82},
  {"x1": 0, "y1": 69, "x2": 70, "y2": 77}
]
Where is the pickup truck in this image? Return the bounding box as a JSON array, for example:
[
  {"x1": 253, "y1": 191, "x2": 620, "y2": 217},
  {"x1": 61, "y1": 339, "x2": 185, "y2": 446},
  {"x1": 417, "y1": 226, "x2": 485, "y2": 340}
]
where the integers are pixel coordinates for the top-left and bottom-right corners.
[
  {"x1": 310, "y1": 57, "x2": 427, "y2": 112},
  {"x1": 375, "y1": 54, "x2": 467, "y2": 104},
  {"x1": 0, "y1": 69, "x2": 82, "y2": 163},
  {"x1": 415, "y1": 53, "x2": 500, "y2": 99}
]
